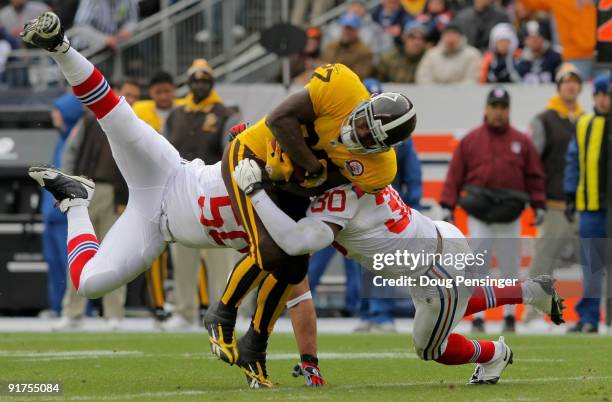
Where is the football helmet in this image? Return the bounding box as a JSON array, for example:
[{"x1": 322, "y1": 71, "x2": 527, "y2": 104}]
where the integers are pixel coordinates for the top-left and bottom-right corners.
[{"x1": 340, "y1": 92, "x2": 416, "y2": 154}]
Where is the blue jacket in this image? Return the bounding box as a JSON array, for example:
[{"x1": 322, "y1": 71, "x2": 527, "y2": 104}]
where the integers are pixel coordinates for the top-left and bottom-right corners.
[
  {"x1": 42, "y1": 93, "x2": 84, "y2": 222},
  {"x1": 393, "y1": 139, "x2": 422, "y2": 210}
]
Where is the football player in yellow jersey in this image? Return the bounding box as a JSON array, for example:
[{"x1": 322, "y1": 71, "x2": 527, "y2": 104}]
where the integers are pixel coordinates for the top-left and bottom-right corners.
[{"x1": 204, "y1": 63, "x2": 417, "y2": 388}]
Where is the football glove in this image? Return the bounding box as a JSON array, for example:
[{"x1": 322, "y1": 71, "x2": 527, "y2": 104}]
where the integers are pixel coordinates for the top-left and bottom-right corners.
[
  {"x1": 265, "y1": 139, "x2": 294, "y2": 182},
  {"x1": 292, "y1": 362, "x2": 326, "y2": 387},
  {"x1": 300, "y1": 159, "x2": 327, "y2": 189},
  {"x1": 233, "y1": 159, "x2": 263, "y2": 195}
]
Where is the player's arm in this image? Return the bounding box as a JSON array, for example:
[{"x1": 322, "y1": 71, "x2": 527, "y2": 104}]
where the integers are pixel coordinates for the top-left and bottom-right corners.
[
  {"x1": 234, "y1": 159, "x2": 340, "y2": 256},
  {"x1": 265, "y1": 89, "x2": 323, "y2": 176}
]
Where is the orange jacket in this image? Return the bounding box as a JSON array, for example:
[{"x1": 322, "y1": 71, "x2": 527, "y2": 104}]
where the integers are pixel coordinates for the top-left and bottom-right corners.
[{"x1": 519, "y1": 0, "x2": 595, "y2": 60}]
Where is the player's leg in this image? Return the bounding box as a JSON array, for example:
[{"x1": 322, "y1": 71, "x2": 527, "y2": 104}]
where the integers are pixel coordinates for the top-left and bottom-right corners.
[
  {"x1": 205, "y1": 139, "x2": 309, "y2": 378},
  {"x1": 288, "y1": 278, "x2": 325, "y2": 387},
  {"x1": 411, "y1": 266, "x2": 513, "y2": 385}
]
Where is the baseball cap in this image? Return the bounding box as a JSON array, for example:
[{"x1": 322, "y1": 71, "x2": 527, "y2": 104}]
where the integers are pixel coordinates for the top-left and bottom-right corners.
[
  {"x1": 187, "y1": 58, "x2": 214, "y2": 79},
  {"x1": 403, "y1": 20, "x2": 428, "y2": 36},
  {"x1": 524, "y1": 19, "x2": 551, "y2": 41},
  {"x1": 593, "y1": 73, "x2": 610, "y2": 95},
  {"x1": 442, "y1": 22, "x2": 462, "y2": 35},
  {"x1": 555, "y1": 63, "x2": 582, "y2": 86},
  {"x1": 486, "y1": 86, "x2": 510, "y2": 106},
  {"x1": 340, "y1": 12, "x2": 362, "y2": 29}
]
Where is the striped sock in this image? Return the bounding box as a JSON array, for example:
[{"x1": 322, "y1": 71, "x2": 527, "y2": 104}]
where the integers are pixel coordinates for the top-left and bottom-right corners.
[
  {"x1": 66, "y1": 205, "x2": 98, "y2": 290},
  {"x1": 435, "y1": 333, "x2": 496, "y2": 365},
  {"x1": 464, "y1": 285, "x2": 523, "y2": 317},
  {"x1": 51, "y1": 47, "x2": 119, "y2": 119}
]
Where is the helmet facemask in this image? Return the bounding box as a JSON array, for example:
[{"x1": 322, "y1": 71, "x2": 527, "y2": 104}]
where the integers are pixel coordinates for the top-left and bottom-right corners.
[{"x1": 340, "y1": 101, "x2": 390, "y2": 154}]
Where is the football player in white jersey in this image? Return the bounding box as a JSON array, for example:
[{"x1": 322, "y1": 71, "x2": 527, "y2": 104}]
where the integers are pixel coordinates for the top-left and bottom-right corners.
[{"x1": 233, "y1": 158, "x2": 566, "y2": 384}]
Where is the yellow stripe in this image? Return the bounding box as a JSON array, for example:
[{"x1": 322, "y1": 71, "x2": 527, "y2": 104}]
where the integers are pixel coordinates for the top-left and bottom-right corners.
[
  {"x1": 153, "y1": 257, "x2": 164, "y2": 306},
  {"x1": 267, "y1": 284, "x2": 293, "y2": 334},
  {"x1": 252, "y1": 274, "x2": 276, "y2": 333},
  {"x1": 221, "y1": 255, "x2": 256, "y2": 306},
  {"x1": 576, "y1": 115, "x2": 590, "y2": 211},
  {"x1": 198, "y1": 260, "x2": 209, "y2": 306},
  {"x1": 586, "y1": 117, "x2": 604, "y2": 210},
  {"x1": 235, "y1": 143, "x2": 263, "y2": 269}
]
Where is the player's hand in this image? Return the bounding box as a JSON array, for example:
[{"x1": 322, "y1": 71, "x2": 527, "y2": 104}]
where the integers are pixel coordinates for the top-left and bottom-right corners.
[
  {"x1": 265, "y1": 139, "x2": 294, "y2": 182},
  {"x1": 234, "y1": 159, "x2": 263, "y2": 195},
  {"x1": 300, "y1": 159, "x2": 327, "y2": 188},
  {"x1": 292, "y1": 362, "x2": 326, "y2": 387}
]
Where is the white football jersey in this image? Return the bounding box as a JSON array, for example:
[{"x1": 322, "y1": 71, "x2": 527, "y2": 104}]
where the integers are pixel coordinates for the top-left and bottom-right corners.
[
  {"x1": 307, "y1": 184, "x2": 439, "y2": 276},
  {"x1": 164, "y1": 160, "x2": 249, "y2": 252}
]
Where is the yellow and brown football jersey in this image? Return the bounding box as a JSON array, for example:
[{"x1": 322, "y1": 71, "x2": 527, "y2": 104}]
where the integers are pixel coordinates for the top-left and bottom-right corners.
[{"x1": 236, "y1": 63, "x2": 397, "y2": 194}]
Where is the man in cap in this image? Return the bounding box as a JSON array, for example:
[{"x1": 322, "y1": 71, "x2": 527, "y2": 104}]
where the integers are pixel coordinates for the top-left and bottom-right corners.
[
  {"x1": 163, "y1": 59, "x2": 242, "y2": 330},
  {"x1": 320, "y1": 12, "x2": 374, "y2": 79},
  {"x1": 564, "y1": 73, "x2": 611, "y2": 333},
  {"x1": 440, "y1": 87, "x2": 546, "y2": 332},
  {"x1": 376, "y1": 20, "x2": 427, "y2": 83},
  {"x1": 525, "y1": 63, "x2": 584, "y2": 324}
]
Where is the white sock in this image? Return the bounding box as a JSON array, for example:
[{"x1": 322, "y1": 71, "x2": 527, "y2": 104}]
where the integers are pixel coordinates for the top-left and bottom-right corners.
[
  {"x1": 50, "y1": 47, "x2": 94, "y2": 86},
  {"x1": 66, "y1": 205, "x2": 95, "y2": 240}
]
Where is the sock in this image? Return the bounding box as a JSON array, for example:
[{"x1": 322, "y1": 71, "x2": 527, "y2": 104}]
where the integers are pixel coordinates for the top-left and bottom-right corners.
[
  {"x1": 66, "y1": 206, "x2": 98, "y2": 290},
  {"x1": 435, "y1": 333, "x2": 496, "y2": 365},
  {"x1": 220, "y1": 255, "x2": 266, "y2": 309},
  {"x1": 51, "y1": 48, "x2": 119, "y2": 119},
  {"x1": 252, "y1": 273, "x2": 294, "y2": 335},
  {"x1": 464, "y1": 285, "x2": 523, "y2": 317}
]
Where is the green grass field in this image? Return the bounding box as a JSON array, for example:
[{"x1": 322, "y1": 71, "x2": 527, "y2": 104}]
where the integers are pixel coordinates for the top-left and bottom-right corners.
[{"x1": 1, "y1": 332, "x2": 610, "y2": 401}]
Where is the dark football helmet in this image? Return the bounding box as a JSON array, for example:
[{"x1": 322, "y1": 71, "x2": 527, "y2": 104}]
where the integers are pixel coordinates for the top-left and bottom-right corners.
[{"x1": 340, "y1": 92, "x2": 417, "y2": 154}]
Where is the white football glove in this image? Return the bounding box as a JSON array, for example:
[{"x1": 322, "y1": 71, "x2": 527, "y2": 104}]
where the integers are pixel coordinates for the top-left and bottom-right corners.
[{"x1": 233, "y1": 159, "x2": 263, "y2": 195}]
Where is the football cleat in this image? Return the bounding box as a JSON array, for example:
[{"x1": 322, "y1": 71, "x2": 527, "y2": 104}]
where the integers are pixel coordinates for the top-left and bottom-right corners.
[
  {"x1": 292, "y1": 362, "x2": 326, "y2": 387},
  {"x1": 468, "y1": 336, "x2": 513, "y2": 385},
  {"x1": 203, "y1": 302, "x2": 238, "y2": 365},
  {"x1": 29, "y1": 166, "x2": 94, "y2": 213},
  {"x1": 20, "y1": 12, "x2": 70, "y2": 53},
  {"x1": 522, "y1": 275, "x2": 566, "y2": 325},
  {"x1": 236, "y1": 335, "x2": 272, "y2": 389}
]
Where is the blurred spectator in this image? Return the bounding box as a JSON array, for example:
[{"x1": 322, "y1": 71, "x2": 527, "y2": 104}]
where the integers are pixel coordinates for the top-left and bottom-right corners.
[
  {"x1": 0, "y1": 0, "x2": 49, "y2": 41},
  {"x1": 415, "y1": 23, "x2": 481, "y2": 84},
  {"x1": 163, "y1": 59, "x2": 241, "y2": 330},
  {"x1": 372, "y1": 0, "x2": 413, "y2": 46},
  {"x1": 402, "y1": 0, "x2": 427, "y2": 16},
  {"x1": 440, "y1": 87, "x2": 545, "y2": 333},
  {"x1": 524, "y1": 63, "x2": 583, "y2": 323},
  {"x1": 320, "y1": 12, "x2": 374, "y2": 79},
  {"x1": 394, "y1": 138, "x2": 423, "y2": 209},
  {"x1": 46, "y1": 0, "x2": 79, "y2": 28},
  {"x1": 55, "y1": 81, "x2": 139, "y2": 331},
  {"x1": 517, "y1": 19, "x2": 561, "y2": 84},
  {"x1": 518, "y1": 0, "x2": 596, "y2": 79},
  {"x1": 288, "y1": 26, "x2": 324, "y2": 85},
  {"x1": 480, "y1": 23, "x2": 521, "y2": 83},
  {"x1": 416, "y1": 0, "x2": 453, "y2": 45},
  {"x1": 291, "y1": 0, "x2": 334, "y2": 26},
  {"x1": 453, "y1": 0, "x2": 510, "y2": 52},
  {"x1": 0, "y1": 27, "x2": 17, "y2": 84},
  {"x1": 132, "y1": 71, "x2": 180, "y2": 326},
  {"x1": 71, "y1": 0, "x2": 138, "y2": 51},
  {"x1": 376, "y1": 21, "x2": 427, "y2": 83},
  {"x1": 40, "y1": 93, "x2": 84, "y2": 318},
  {"x1": 324, "y1": 1, "x2": 392, "y2": 61},
  {"x1": 134, "y1": 71, "x2": 180, "y2": 132},
  {"x1": 564, "y1": 73, "x2": 610, "y2": 334}
]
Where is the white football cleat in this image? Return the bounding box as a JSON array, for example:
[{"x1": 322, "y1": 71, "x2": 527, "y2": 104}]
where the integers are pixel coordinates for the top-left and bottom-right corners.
[
  {"x1": 29, "y1": 166, "x2": 94, "y2": 213},
  {"x1": 161, "y1": 314, "x2": 194, "y2": 331},
  {"x1": 469, "y1": 336, "x2": 513, "y2": 385},
  {"x1": 522, "y1": 275, "x2": 565, "y2": 325},
  {"x1": 20, "y1": 11, "x2": 70, "y2": 53}
]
